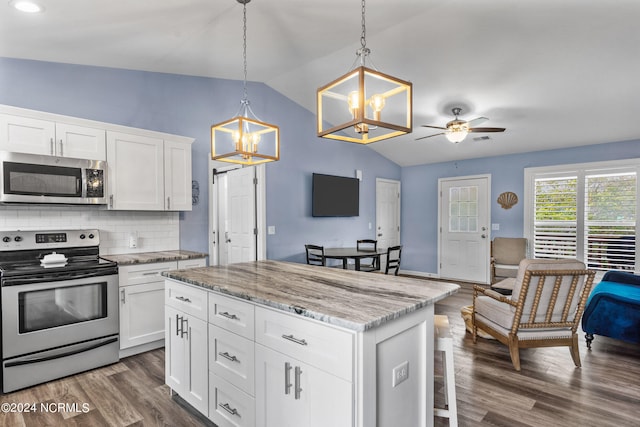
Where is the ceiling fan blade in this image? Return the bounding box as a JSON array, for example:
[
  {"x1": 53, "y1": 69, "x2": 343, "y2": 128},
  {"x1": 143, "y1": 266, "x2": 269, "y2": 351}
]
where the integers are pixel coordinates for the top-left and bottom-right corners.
[
  {"x1": 414, "y1": 132, "x2": 445, "y2": 141},
  {"x1": 469, "y1": 127, "x2": 506, "y2": 133},
  {"x1": 467, "y1": 117, "x2": 488, "y2": 127},
  {"x1": 420, "y1": 125, "x2": 448, "y2": 130}
]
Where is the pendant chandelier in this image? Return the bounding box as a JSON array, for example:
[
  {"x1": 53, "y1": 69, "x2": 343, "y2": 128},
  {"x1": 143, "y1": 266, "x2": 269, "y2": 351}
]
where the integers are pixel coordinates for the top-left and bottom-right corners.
[
  {"x1": 211, "y1": 0, "x2": 279, "y2": 165},
  {"x1": 316, "y1": 0, "x2": 412, "y2": 144}
]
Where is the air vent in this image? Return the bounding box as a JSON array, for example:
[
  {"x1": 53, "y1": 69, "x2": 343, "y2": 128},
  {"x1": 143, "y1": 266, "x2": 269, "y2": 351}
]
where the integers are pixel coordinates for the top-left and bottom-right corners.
[{"x1": 473, "y1": 136, "x2": 491, "y2": 141}]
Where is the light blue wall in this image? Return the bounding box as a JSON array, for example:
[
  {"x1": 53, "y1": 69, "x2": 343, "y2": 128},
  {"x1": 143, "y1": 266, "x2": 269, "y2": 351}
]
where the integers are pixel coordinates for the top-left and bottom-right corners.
[
  {"x1": 400, "y1": 139, "x2": 640, "y2": 274},
  {"x1": 0, "y1": 58, "x2": 400, "y2": 260}
]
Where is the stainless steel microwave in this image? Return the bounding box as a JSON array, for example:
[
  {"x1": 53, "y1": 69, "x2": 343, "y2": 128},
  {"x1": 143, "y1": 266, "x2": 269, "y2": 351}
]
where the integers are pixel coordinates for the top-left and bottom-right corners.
[{"x1": 0, "y1": 151, "x2": 107, "y2": 204}]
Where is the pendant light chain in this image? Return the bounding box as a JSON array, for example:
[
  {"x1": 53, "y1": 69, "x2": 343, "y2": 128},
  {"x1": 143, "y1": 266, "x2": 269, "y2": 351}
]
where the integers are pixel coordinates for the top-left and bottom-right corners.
[
  {"x1": 356, "y1": 0, "x2": 370, "y2": 67},
  {"x1": 242, "y1": 1, "x2": 248, "y2": 104}
]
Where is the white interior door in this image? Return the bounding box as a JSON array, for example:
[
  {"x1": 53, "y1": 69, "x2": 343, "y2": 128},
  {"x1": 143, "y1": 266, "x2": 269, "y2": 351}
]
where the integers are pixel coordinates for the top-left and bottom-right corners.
[
  {"x1": 376, "y1": 178, "x2": 401, "y2": 271},
  {"x1": 227, "y1": 167, "x2": 257, "y2": 264},
  {"x1": 209, "y1": 164, "x2": 263, "y2": 266},
  {"x1": 439, "y1": 175, "x2": 491, "y2": 283}
]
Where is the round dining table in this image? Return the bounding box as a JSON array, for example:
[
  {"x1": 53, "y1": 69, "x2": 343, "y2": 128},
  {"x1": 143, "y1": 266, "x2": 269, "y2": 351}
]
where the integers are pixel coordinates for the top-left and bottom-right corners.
[{"x1": 323, "y1": 247, "x2": 387, "y2": 271}]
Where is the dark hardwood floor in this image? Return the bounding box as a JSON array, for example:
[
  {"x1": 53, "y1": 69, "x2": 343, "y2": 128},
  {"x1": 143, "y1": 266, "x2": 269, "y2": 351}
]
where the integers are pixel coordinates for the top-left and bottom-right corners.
[{"x1": 1, "y1": 283, "x2": 639, "y2": 426}]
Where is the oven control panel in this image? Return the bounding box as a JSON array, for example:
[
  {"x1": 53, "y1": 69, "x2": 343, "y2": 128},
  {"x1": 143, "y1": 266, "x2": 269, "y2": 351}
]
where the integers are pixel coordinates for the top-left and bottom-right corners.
[{"x1": 0, "y1": 229, "x2": 100, "y2": 251}]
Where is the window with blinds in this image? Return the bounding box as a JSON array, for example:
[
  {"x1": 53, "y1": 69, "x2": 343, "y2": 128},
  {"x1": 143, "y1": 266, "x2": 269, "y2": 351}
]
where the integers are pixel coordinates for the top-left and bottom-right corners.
[
  {"x1": 534, "y1": 176, "x2": 578, "y2": 259},
  {"x1": 527, "y1": 161, "x2": 638, "y2": 272}
]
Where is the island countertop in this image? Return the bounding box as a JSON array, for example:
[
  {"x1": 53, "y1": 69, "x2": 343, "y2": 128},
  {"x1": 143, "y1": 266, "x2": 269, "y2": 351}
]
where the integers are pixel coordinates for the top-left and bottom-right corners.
[{"x1": 163, "y1": 260, "x2": 459, "y2": 331}]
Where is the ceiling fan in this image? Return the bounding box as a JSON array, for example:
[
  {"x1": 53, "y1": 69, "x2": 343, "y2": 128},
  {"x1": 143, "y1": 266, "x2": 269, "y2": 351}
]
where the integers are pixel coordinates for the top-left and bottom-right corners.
[{"x1": 416, "y1": 107, "x2": 505, "y2": 143}]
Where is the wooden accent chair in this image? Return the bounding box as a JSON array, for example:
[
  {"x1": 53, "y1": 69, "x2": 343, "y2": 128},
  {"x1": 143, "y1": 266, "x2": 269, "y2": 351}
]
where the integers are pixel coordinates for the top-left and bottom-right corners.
[
  {"x1": 304, "y1": 244, "x2": 325, "y2": 266},
  {"x1": 384, "y1": 245, "x2": 403, "y2": 276},
  {"x1": 356, "y1": 239, "x2": 378, "y2": 272},
  {"x1": 472, "y1": 259, "x2": 595, "y2": 371}
]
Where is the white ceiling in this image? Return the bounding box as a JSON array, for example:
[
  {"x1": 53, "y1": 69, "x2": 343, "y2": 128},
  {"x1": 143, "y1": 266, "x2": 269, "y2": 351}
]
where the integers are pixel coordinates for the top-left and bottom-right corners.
[{"x1": 2, "y1": 0, "x2": 640, "y2": 166}]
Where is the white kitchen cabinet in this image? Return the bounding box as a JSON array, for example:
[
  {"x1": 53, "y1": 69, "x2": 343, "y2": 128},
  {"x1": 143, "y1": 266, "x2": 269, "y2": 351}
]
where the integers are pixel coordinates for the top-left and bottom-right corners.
[
  {"x1": 166, "y1": 305, "x2": 208, "y2": 415},
  {"x1": 107, "y1": 131, "x2": 193, "y2": 211},
  {"x1": 164, "y1": 140, "x2": 192, "y2": 211},
  {"x1": 177, "y1": 257, "x2": 207, "y2": 269},
  {"x1": 166, "y1": 281, "x2": 209, "y2": 415},
  {"x1": 0, "y1": 114, "x2": 106, "y2": 159},
  {"x1": 119, "y1": 262, "x2": 176, "y2": 355},
  {"x1": 255, "y1": 344, "x2": 353, "y2": 427},
  {"x1": 107, "y1": 131, "x2": 165, "y2": 210}
]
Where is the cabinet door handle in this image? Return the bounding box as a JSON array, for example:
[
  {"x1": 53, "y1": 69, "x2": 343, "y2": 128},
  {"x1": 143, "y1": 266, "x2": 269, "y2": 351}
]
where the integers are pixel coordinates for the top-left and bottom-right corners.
[
  {"x1": 167, "y1": 196, "x2": 171, "y2": 210},
  {"x1": 50, "y1": 138, "x2": 54, "y2": 155},
  {"x1": 176, "y1": 296, "x2": 192, "y2": 303},
  {"x1": 284, "y1": 362, "x2": 292, "y2": 395},
  {"x1": 59, "y1": 139, "x2": 64, "y2": 157},
  {"x1": 181, "y1": 318, "x2": 189, "y2": 339},
  {"x1": 218, "y1": 351, "x2": 239, "y2": 363},
  {"x1": 282, "y1": 334, "x2": 308, "y2": 346},
  {"x1": 219, "y1": 311, "x2": 239, "y2": 320},
  {"x1": 121, "y1": 289, "x2": 126, "y2": 304},
  {"x1": 176, "y1": 314, "x2": 182, "y2": 337},
  {"x1": 219, "y1": 402, "x2": 239, "y2": 416},
  {"x1": 294, "y1": 366, "x2": 303, "y2": 400},
  {"x1": 109, "y1": 194, "x2": 114, "y2": 208}
]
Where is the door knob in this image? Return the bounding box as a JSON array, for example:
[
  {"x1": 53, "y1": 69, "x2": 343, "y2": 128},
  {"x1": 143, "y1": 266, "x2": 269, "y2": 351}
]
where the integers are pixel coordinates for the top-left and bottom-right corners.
[{"x1": 481, "y1": 234, "x2": 487, "y2": 238}]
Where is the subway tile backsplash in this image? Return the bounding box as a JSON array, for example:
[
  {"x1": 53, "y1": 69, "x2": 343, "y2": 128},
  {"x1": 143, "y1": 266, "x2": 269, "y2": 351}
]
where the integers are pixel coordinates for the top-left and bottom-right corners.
[{"x1": 0, "y1": 206, "x2": 179, "y2": 255}]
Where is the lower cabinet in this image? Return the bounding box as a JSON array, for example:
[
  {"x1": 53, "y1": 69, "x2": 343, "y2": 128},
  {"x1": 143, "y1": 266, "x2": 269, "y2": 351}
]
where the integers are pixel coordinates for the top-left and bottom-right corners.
[
  {"x1": 119, "y1": 258, "x2": 206, "y2": 356},
  {"x1": 255, "y1": 344, "x2": 353, "y2": 427},
  {"x1": 165, "y1": 305, "x2": 208, "y2": 415}
]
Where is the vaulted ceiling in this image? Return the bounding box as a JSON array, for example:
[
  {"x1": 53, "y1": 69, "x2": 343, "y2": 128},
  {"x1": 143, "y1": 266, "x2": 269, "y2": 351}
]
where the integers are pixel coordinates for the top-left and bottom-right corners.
[{"x1": 2, "y1": 0, "x2": 639, "y2": 166}]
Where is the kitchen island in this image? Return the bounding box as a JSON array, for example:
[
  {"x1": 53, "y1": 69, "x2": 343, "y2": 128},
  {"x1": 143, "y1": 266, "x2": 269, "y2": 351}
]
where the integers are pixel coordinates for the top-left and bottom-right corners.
[{"x1": 163, "y1": 260, "x2": 459, "y2": 427}]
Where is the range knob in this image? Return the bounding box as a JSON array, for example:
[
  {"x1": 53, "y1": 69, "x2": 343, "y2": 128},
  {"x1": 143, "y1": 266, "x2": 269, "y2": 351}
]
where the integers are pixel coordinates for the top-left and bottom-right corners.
[
  {"x1": 14, "y1": 236, "x2": 22, "y2": 242},
  {"x1": 79, "y1": 234, "x2": 86, "y2": 239},
  {"x1": 2, "y1": 236, "x2": 10, "y2": 243},
  {"x1": 88, "y1": 233, "x2": 95, "y2": 239}
]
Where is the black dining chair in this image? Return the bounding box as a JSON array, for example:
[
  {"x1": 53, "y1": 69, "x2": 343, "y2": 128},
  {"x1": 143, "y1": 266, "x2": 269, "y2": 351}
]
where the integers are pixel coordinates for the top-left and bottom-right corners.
[
  {"x1": 356, "y1": 239, "x2": 378, "y2": 272},
  {"x1": 305, "y1": 244, "x2": 326, "y2": 266},
  {"x1": 385, "y1": 245, "x2": 402, "y2": 275}
]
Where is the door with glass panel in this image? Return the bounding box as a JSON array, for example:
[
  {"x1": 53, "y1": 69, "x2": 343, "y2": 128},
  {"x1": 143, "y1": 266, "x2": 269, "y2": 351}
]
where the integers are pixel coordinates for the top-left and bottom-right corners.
[{"x1": 439, "y1": 175, "x2": 491, "y2": 283}]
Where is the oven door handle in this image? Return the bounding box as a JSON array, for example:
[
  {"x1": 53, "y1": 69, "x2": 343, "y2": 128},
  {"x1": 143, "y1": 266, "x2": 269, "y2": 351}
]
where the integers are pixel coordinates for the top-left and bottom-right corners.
[
  {"x1": 4, "y1": 336, "x2": 118, "y2": 367},
  {"x1": 1, "y1": 269, "x2": 118, "y2": 286}
]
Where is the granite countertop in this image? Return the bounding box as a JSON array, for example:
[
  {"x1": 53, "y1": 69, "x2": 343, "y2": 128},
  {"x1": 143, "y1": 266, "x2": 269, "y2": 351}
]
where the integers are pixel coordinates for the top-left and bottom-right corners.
[
  {"x1": 102, "y1": 250, "x2": 207, "y2": 265},
  {"x1": 163, "y1": 260, "x2": 459, "y2": 331}
]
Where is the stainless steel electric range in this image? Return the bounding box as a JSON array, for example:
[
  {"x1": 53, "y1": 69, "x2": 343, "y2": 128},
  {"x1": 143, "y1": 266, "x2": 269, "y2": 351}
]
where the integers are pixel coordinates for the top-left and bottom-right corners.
[{"x1": 0, "y1": 229, "x2": 119, "y2": 393}]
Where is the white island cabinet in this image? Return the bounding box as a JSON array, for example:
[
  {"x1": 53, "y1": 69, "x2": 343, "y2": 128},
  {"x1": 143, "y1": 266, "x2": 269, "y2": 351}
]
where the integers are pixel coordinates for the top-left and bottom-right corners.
[{"x1": 163, "y1": 260, "x2": 459, "y2": 427}]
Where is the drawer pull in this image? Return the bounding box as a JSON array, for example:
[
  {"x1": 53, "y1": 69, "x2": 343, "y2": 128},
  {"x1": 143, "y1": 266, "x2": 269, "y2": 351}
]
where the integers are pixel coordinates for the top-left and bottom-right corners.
[
  {"x1": 142, "y1": 271, "x2": 159, "y2": 276},
  {"x1": 218, "y1": 351, "x2": 239, "y2": 363},
  {"x1": 219, "y1": 311, "x2": 239, "y2": 320},
  {"x1": 282, "y1": 334, "x2": 308, "y2": 346},
  {"x1": 284, "y1": 362, "x2": 292, "y2": 395},
  {"x1": 176, "y1": 296, "x2": 192, "y2": 303},
  {"x1": 219, "y1": 402, "x2": 239, "y2": 416}
]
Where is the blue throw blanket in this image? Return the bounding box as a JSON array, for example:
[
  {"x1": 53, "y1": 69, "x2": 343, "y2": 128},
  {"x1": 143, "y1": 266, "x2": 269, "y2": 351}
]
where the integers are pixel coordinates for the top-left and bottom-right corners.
[{"x1": 582, "y1": 271, "x2": 640, "y2": 344}]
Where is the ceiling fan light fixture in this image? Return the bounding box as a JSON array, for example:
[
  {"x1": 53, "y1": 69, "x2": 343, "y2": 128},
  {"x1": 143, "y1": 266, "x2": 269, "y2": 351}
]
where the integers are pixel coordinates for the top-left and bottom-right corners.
[
  {"x1": 316, "y1": 0, "x2": 412, "y2": 144},
  {"x1": 445, "y1": 129, "x2": 468, "y2": 143},
  {"x1": 211, "y1": 0, "x2": 280, "y2": 166}
]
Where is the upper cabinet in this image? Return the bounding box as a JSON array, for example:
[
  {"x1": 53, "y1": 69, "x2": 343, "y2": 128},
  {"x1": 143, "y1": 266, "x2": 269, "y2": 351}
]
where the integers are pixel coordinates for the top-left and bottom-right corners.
[
  {"x1": 0, "y1": 114, "x2": 106, "y2": 160},
  {"x1": 164, "y1": 140, "x2": 193, "y2": 211},
  {"x1": 0, "y1": 105, "x2": 194, "y2": 212},
  {"x1": 107, "y1": 132, "x2": 193, "y2": 211}
]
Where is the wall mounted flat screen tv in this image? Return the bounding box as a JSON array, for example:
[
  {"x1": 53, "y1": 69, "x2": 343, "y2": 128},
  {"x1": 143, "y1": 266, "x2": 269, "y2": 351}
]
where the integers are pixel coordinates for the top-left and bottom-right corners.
[{"x1": 312, "y1": 173, "x2": 359, "y2": 217}]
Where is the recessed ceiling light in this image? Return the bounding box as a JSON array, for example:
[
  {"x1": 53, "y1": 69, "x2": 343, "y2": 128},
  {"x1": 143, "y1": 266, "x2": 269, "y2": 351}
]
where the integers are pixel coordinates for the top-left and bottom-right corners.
[{"x1": 9, "y1": 0, "x2": 44, "y2": 13}]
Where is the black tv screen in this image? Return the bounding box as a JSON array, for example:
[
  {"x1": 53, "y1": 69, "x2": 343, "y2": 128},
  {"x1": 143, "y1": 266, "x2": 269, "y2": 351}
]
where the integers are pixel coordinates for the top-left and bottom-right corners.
[{"x1": 312, "y1": 173, "x2": 359, "y2": 217}]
